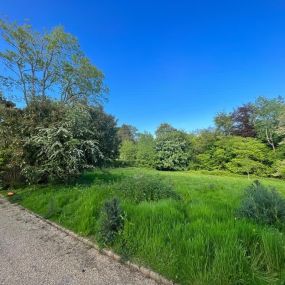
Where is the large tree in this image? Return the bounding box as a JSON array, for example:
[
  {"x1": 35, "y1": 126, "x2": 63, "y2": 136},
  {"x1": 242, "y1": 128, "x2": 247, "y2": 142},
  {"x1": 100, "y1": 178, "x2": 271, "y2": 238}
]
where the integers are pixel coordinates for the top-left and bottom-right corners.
[
  {"x1": 155, "y1": 123, "x2": 177, "y2": 138},
  {"x1": 88, "y1": 106, "x2": 120, "y2": 166},
  {"x1": 117, "y1": 124, "x2": 138, "y2": 142},
  {"x1": 214, "y1": 112, "x2": 233, "y2": 135},
  {"x1": 155, "y1": 127, "x2": 190, "y2": 171},
  {"x1": 0, "y1": 19, "x2": 107, "y2": 105},
  {"x1": 232, "y1": 103, "x2": 256, "y2": 137},
  {"x1": 253, "y1": 96, "x2": 285, "y2": 151}
]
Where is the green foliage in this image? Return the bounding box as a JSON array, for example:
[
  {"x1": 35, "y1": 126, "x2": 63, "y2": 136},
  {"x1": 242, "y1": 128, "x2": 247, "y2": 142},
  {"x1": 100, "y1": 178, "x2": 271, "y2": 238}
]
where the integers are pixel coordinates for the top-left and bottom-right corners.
[
  {"x1": 22, "y1": 105, "x2": 102, "y2": 183},
  {"x1": 155, "y1": 123, "x2": 177, "y2": 138},
  {"x1": 190, "y1": 129, "x2": 217, "y2": 168},
  {"x1": 273, "y1": 160, "x2": 285, "y2": 178},
  {"x1": 214, "y1": 104, "x2": 256, "y2": 137},
  {"x1": 117, "y1": 124, "x2": 137, "y2": 142},
  {"x1": 196, "y1": 136, "x2": 273, "y2": 176},
  {"x1": 117, "y1": 174, "x2": 180, "y2": 203},
  {"x1": 136, "y1": 133, "x2": 155, "y2": 167},
  {"x1": 98, "y1": 198, "x2": 124, "y2": 246},
  {"x1": 0, "y1": 19, "x2": 107, "y2": 105},
  {"x1": 253, "y1": 96, "x2": 285, "y2": 150},
  {"x1": 238, "y1": 181, "x2": 285, "y2": 226},
  {"x1": 277, "y1": 112, "x2": 285, "y2": 139},
  {"x1": 226, "y1": 157, "x2": 269, "y2": 177},
  {"x1": 88, "y1": 106, "x2": 120, "y2": 166},
  {"x1": 119, "y1": 140, "x2": 137, "y2": 162},
  {"x1": 0, "y1": 95, "x2": 24, "y2": 188},
  {"x1": 45, "y1": 197, "x2": 61, "y2": 219},
  {"x1": 0, "y1": 94, "x2": 119, "y2": 185},
  {"x1": 155, "y1": 128, "x2": 190, "y2": 171},
  {"x1": 214, "y1": 111, "x2": 233, "y2": 135}
]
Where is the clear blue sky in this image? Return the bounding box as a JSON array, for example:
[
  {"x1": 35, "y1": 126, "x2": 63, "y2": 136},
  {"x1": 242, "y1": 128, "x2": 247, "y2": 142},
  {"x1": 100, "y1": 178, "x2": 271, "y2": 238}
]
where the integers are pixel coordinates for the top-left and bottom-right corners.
[{"x1": 1, "y1": 0, "x2": 285, "y2": 133}]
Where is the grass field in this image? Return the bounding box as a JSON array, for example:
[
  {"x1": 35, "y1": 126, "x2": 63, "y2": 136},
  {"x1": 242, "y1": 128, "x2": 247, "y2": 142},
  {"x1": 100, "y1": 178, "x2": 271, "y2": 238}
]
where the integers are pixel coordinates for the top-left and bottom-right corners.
[{"x1": 5, "y1": 168, "x2": 285, "y2": 284}]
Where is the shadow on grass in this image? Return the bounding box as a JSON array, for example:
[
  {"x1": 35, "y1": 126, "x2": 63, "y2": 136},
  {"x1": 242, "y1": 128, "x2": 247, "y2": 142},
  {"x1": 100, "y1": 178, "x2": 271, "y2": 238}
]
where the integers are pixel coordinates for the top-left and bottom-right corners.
[{"x1": 77, "y1": 169, "x2": 127, "y2": 186}]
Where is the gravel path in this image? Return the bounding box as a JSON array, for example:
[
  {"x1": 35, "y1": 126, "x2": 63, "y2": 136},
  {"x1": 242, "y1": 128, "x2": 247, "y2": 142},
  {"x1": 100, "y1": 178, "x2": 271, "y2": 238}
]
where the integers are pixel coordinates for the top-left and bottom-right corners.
[{"x1": 0, "y1": 198, "x2": 157, "y2": 285}]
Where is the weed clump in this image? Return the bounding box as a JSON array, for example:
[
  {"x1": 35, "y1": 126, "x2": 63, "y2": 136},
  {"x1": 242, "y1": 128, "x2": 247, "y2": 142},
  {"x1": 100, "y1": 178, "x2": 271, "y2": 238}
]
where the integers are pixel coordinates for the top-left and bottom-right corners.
[
  {"x1": 98, "y1": 197, "x2": 124, "y2": 246},
  {"x1": 45, "y1": 197, "x2": 61, "y2": 218},
  {"x1": 238, "y1": 180, "x2": 285, "y2": 226},
  {"x1": 117, "y1": 174, "x2": 180, "y2": 203}
]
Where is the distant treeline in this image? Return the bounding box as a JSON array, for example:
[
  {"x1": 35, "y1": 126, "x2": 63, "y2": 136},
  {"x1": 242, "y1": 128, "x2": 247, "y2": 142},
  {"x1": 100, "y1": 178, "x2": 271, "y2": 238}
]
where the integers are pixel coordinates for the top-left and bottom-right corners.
[{"x1": 118, "y1": 96, "x2": 285, "y2": 178}]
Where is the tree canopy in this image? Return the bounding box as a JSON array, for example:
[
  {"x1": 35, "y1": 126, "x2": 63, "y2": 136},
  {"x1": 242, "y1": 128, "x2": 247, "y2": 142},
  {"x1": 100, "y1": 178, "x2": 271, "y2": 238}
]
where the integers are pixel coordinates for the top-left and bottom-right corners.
[{"x1": 0, "y1": 20, "x2": 107, "y2": 105}]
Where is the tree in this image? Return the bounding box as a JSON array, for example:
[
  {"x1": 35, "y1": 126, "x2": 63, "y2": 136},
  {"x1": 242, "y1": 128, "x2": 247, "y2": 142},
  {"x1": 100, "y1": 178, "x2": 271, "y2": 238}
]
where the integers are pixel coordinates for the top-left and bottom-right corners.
[
  {"x1": 136, "y1": 133, "x2": 155, "y2": 167},
  {"x1": 155, "y1": 123, "x2": 177, "y2": 138},
  {"x1": 231, "y1": 103, "x2": 256, "y2": 137},
  {"x1": 226, "y1": 158, "x2": 268, "y2": 179},
  {"x1": 155, "y1": 128, "x2": 190, "y2": 171},
  {"x1": 0, "y1": 95, "x2": 120, "y2": 185},
  {"x1": 117, "y1": 124, "x2": 137, "y2": 142},
  {"x1": 88, "y1": 106, "x2": 120, "y2": 166},
  {"x1": 277, "y1": 112, "x2": 285, "y2": 148},
  {"x1": 190, "y1": 128, "x2": 217, "y2": 168},
  {"x1": 0, "y1": 93, "x2": 24, "y2": 187},
  {"x1": 196, "y1": 136, "x2": 273, "y2": 176},
  {"x1": 214, "y1": 112, "x2": 233, "y2": 135},
  {"x1": 253, "y1": 96, "x2": 285, "y2": 151},
  {"x1": 119, "y1": 140, "x2": 137, "y2": 162},
  {"x1": 0, "y1": 19, "x2": 107, "y2": 105}
]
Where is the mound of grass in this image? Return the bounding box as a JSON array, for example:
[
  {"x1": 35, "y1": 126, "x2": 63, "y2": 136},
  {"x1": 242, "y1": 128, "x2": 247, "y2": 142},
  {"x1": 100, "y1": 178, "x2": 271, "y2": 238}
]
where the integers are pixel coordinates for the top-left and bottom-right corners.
[
  {"x1": 117, "y1": 174, "x2": 180, "y2": 203},
  {"x1": 238, "y1": 180, "x2": 285, "y2": 227}
]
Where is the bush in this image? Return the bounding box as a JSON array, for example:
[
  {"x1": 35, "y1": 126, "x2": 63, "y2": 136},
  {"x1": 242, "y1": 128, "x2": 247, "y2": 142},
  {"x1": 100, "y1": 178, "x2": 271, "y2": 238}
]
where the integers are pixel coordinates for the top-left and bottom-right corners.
[
  {"x1": 0, "y1": 148, "x2": 24, "y2": 189},
  {"x1": 22, "y1": 104, "x2": 102, "y2": 183},
  {"x1": 117, "y1": 174, "x2": 180, "y2": 203},
  {"x1": 98, "y1": 198, "x2": 124, "y2": 246},
  {"x1": 273, "y1": 160, "x2": 285, "y2": 178},
  {"x1": 237, "y1": 180, "x2": 285, "y2": 226},
  {"x1": 0, "y1": 97, "x2": 25, "y2": 188},
  {"x1": 195, "y1": 136, "x2": 274, "y2": 177},
  {"x1": 155, "y1": 133, "x2": 190, "y2": 171}
]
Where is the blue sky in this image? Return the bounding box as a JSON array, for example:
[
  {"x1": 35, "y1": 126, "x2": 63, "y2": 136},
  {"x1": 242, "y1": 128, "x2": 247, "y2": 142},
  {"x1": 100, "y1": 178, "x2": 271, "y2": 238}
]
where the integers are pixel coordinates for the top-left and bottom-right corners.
[{"x1": 1, "y1": 0, "x2": 285, "y2": 133}]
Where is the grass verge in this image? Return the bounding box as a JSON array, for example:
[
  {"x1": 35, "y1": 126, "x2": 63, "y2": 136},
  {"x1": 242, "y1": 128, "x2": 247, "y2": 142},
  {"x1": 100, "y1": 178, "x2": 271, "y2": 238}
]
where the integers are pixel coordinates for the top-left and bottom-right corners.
[{"x1": 3, "y1": 167, "x2": 285, "y2": 285}]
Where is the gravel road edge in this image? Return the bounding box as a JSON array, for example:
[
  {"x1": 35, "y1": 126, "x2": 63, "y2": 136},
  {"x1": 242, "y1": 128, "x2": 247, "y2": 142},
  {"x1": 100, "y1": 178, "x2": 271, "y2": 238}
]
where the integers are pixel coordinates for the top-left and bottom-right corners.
[{"x1": 0, "y1": 196, "x2": 175, "y2": 285}]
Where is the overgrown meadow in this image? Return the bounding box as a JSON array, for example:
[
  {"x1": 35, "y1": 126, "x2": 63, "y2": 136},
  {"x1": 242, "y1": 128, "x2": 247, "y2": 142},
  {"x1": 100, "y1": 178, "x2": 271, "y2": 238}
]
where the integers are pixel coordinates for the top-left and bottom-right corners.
[{"x1": 9, "y1": 168, "x2": 285, "y2": 285}]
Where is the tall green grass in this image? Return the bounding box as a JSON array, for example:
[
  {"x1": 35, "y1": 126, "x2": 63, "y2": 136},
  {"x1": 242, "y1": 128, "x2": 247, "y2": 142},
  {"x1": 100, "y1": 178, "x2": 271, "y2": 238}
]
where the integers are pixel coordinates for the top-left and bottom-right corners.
[{"x1": 7, "y1": 168, "x2": 285, "y2": 284}]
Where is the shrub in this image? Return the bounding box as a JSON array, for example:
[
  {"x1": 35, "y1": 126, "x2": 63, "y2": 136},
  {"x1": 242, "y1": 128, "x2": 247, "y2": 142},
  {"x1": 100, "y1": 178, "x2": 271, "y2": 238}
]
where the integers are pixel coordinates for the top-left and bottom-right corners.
[
  {"x1": 117, "y1": 174, "x2": 180, "y2": 203},
  {"x1": 22, "y1": 105, "x2": 102, "y2": 183},
  {"x1": 195, "y1": 136, "x2": 274, "y2": 177},
  {"x1": 0, "y1": 97, "x2": 25, "y2": 188},
  {"x1": 237, "y1": 180, "x2": 285, "y2": 226},
  {"x1": 98, "y1": 198, "x2": 124, "y2": 246},
  {"x1": 155, "y1": 132, "x2": 190, "y2": 171},
  {"x1": 273, "y1": 160, "x2": 285, "y2": 178}
]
